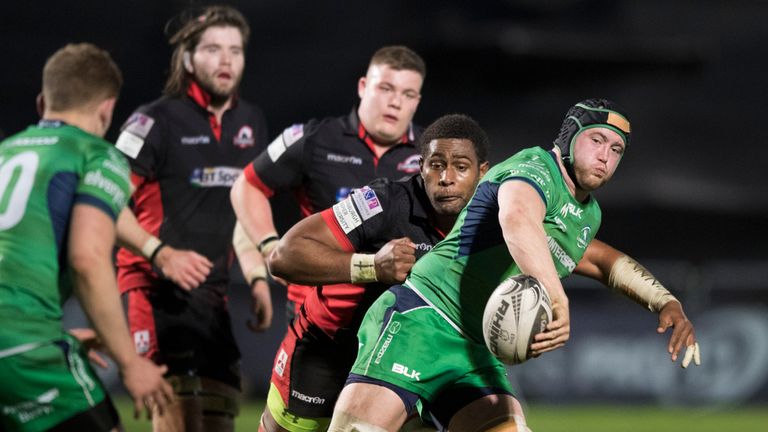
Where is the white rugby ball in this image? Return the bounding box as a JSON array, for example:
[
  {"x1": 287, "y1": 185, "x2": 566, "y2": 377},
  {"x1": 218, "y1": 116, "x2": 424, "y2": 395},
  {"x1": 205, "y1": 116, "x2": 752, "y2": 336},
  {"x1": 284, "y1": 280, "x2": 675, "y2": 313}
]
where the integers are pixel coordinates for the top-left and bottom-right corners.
[{"x1": 482, "y1": 274, "x2": 553, "y2": 365}]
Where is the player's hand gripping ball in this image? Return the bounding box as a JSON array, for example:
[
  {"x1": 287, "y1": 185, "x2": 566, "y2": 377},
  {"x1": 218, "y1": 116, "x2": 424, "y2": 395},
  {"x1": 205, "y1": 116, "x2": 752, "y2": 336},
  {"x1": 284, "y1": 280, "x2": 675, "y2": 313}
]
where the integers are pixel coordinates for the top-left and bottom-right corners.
[{"x1": 482, "y1": 274, "x2": 553, "y2": 365}]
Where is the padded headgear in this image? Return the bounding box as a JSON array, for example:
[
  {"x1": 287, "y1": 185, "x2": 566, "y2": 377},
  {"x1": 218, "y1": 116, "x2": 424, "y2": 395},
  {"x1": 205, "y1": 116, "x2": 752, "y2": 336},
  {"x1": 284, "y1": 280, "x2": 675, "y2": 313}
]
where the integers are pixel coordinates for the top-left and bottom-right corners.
[{"x1": 553, "y1": 98, "x2": 631, "y2": 166}]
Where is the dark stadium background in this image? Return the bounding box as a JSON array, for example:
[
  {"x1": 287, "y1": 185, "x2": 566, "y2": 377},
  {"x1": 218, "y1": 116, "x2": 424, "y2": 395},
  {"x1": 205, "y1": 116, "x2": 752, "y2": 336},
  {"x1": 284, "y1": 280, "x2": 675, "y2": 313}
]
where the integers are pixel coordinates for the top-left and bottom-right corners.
[{"x1": 2, "y1": 0, "x2": 766, "y2": 408}]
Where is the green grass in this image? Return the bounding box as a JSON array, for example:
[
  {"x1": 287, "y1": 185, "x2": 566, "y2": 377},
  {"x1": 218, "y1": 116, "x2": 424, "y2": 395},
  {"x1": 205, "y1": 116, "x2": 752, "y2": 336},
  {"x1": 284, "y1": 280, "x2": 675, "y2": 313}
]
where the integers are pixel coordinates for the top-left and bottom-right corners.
[{"x1": 115, "y1": 398, "x2": 768, "y2": 431}]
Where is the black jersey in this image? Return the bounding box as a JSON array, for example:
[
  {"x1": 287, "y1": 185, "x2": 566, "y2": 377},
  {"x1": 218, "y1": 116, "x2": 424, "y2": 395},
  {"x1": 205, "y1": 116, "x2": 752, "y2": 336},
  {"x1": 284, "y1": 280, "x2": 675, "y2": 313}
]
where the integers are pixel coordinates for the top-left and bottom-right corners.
[
  {"x1": 306, "y1": 174, "x2": 445, "y2": 335},
  {"x1": 115, "y1": 82, "x2": 268, "y2": 292},
  {"x1": 243, "y1": 108, "x2": 422, "y2": 304},
  {"x1": 244, "y1": 109, "x2": 421, "y2": 216}
]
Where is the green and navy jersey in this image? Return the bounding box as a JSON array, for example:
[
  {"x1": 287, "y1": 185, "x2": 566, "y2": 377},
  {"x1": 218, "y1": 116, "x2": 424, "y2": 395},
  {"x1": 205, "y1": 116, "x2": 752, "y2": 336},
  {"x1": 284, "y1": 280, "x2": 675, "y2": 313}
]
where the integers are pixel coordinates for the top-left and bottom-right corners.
[
  {"x1": 0, "y1": 121, "x2": 130, "y2": 350},
  {"x1": 407, "y1": 146, "x2": 601, "y2": 342}
]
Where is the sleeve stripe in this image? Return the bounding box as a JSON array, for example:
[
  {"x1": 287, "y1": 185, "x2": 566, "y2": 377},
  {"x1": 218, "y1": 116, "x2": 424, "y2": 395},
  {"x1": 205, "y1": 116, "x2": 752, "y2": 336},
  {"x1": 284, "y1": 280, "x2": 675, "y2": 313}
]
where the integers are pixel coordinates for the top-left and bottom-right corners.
[
  {"x1": 74, "y1": 194, "x2": 118, "y2": 221},
  {"x1": 243, "y1": 164, "x2": 275, "y2": 198},
  {"x1": 130, "y1": 172, "x2": 145, "y2": 189},
  {"x1": 320, "y1": 208, "x2": 355, "y2": 252},
  {"x1": 501, "y1": 177, "x2": 548, "y2": 206}
]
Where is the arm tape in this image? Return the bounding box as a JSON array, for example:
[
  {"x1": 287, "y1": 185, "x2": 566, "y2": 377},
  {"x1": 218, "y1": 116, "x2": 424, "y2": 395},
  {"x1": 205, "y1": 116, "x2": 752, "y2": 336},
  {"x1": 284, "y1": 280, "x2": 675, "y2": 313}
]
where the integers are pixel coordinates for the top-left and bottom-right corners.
[
  {"x1": 141, "y1": 236, "x2": 165, "y2": 263},
  {"x1": 350, "y1": 253, "x2": 377, "y2": 284},
  {"x1": 247, "y1": 265, "x2": 268, "y2": 286},
  {"x1": 258, "y1": 234, "x2": 280, "y2": 256},
  {"x1": 232, "y1": 222, "x2": 258, "y2": 256},
  {"x1": 607, "y1": 255, "x2": 678, "y2": 312}
]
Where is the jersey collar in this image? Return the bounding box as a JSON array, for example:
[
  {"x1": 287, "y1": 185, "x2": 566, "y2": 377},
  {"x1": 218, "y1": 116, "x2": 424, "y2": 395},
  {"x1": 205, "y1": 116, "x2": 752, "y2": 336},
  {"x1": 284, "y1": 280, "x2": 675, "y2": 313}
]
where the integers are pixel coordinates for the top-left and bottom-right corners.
[
  {"x1": 409, "y1": 175, "x2": 433, "y2": 221},
  {"x1": 37, "y1": 119, "x2": 68, "y2": 128},
  {"x1": 343, "y1": 107, "x2": 416, "y2": 147},
  {"x1": 186, "y1": 80, "x2": 239, "y2": 110}
]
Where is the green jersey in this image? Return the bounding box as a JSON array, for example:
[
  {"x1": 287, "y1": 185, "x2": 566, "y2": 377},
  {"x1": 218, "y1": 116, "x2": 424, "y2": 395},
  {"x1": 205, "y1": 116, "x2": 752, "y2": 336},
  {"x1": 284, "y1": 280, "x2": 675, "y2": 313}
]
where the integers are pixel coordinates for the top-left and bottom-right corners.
[
  {"x1": 408, "y1": 147, "x2": 601, "y2": 342},
  {"x1": 0, "y1": 121, "x2": 130, "y2": 350}
]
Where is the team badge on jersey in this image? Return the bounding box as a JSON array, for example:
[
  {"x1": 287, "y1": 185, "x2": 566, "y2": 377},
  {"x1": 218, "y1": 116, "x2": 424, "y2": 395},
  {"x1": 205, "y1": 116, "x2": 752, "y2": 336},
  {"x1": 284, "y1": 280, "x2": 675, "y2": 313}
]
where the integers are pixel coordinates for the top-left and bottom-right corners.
[
  {"x1": 233, "y1": 125, "x2": 255, "y2": 148},
  {"x1": 351, "y1": 186, "x2": 384, "y2": 221},
  {"x1": 267, "y1": 124, "x2": 304, "y2": 162},
  {"x1": 134, "y1": 330, "x2": 151, "y2": 354},
  {"x1": 275, "y1": 348, "x2": 288, "y2": 376},
  {"x1": 397, "y1": 154, "x2": 421, "y2": 173},
  {"x1": 124, "y1": 113, "x2": 155, "y2": 139},
  {"x1": 577, "y1": 226, "x2": 592, "y2": 249},
  {"x1": 116, "y1": 113, "x2": 155, "y2": 159}
]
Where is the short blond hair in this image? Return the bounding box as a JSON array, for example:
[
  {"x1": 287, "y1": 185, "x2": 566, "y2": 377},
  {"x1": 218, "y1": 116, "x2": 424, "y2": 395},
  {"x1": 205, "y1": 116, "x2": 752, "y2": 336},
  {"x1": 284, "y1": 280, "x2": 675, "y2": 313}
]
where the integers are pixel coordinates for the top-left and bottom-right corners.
[{"x1": 42, "y1": 43, "x2": 122, "y2": 111}]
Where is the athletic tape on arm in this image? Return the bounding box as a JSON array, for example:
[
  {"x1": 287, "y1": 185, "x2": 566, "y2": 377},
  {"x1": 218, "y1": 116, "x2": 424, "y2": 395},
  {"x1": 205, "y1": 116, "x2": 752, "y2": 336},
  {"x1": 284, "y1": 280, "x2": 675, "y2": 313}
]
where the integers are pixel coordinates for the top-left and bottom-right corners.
[
  {"x1": 350, "y1": 253, "x2": 377, "y2": 283},
  {"x1": 607, "y1": 255, "x2": 678, "y2": 312}
]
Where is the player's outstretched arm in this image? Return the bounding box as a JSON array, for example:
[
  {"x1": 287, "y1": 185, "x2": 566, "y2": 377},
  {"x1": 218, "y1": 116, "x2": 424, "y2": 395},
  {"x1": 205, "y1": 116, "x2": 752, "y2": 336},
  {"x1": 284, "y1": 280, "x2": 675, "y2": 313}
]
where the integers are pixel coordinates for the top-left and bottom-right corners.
[
  {"x1": 232, "y1": 221, "x2": 273, "y2": 332},
  {"x1": 269, "y1": 212, "x2": 416, "y2": 285},
  {"x1": 575, "y1": 240, "x2": 701, "y2": 367},
  {"x1": 498, "y1": 181, "x2": 570, "y2": 355},
  {"x1": 69, "y1": 204, "x2": 174, "y2": 418},
  {"x1": 116, "y1": 208, "x2": 212, "y2": 290}
]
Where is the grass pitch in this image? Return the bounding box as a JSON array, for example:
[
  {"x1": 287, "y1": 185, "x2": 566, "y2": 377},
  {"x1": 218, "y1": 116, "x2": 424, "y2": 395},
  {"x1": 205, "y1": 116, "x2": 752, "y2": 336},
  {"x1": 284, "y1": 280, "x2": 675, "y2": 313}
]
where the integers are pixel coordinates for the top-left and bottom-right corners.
[{"x1": 115, "y1": 398, "x2": 768, "y2": 431}]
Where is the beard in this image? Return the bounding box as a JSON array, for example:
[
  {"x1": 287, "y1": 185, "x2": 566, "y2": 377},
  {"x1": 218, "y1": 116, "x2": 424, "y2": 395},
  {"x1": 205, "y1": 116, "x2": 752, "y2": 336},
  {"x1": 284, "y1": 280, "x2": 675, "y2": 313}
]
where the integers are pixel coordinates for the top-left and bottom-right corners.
[
  {"x1": 572, "y1": 163, "x2": 610, "y2": 193},
  {"x1": 194, "y1": 70, "x2": 240, "y2": 107}
]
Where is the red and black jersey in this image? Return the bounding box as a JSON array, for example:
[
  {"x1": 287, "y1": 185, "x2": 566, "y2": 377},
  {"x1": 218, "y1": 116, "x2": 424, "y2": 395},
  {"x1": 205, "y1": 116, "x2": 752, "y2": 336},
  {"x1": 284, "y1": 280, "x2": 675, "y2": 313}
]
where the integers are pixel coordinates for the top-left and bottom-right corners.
[
  {"x1": 115, "y1": 82, "x2": 268, "y2": 293},
  {"x1": 306, "y1": 174, "x2": 445, "y2": 336},
  {"x1": 243, "y1": 108, "x2": 422, "y2": 304}
]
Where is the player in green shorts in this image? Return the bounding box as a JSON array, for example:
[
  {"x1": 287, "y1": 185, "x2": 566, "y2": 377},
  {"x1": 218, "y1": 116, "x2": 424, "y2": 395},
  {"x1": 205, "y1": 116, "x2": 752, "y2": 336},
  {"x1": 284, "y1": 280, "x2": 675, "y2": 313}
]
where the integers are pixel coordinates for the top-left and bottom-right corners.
[
  {"x1": 0, "y1": 43, "x2": 173, "y2": 432},
  {"x1": 328, "y1": 99, "x2": 702, "y2": 432}
]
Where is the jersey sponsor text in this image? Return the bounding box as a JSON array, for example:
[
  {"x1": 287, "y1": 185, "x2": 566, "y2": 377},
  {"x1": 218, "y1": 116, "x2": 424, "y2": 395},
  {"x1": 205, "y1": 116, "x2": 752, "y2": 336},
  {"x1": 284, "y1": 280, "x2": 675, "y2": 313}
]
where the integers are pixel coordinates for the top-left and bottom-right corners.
[
  {"x1": 327, "y1": 153, "x2": 363, "y2": 165},
  {"x1": 84, "y1": 170, "x2": 127, "y2": 207},
  {"x1": 189, "y1": 166, "x2": 242, "y2": 187},
  {"x1": 332, "y1": 198, "x2": 362, "y2": 234},
  {"x1": 547, "y1": 236, "x2": 576, "y2": 272}
]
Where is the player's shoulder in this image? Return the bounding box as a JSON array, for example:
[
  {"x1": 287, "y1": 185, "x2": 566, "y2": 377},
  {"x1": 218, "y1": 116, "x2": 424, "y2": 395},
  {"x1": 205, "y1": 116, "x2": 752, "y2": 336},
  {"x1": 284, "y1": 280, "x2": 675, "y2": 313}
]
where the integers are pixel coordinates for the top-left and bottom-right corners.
[
  {"x1": 129, "y1": 96, "x2": 175, "y2": 118},
  {"x1": 272, "y1": 115, "x2": 339, "y2": 148},
  {"x1": 490, "y1": 147, "x2": 555, "y2": 178},
  {"x1": 364, "y1": 175, "x2": 419, "y2": 215},
  {"x1": 365, "y1": 176, "x2": 411, "y2": 201}
]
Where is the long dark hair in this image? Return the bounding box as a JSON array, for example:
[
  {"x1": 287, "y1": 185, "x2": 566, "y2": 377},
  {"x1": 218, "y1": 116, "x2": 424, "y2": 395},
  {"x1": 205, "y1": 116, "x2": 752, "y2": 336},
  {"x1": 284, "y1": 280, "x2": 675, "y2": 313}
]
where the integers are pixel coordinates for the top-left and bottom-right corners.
[{"x1": 163, "y1": 5, "x2": 250, "y2": 97}]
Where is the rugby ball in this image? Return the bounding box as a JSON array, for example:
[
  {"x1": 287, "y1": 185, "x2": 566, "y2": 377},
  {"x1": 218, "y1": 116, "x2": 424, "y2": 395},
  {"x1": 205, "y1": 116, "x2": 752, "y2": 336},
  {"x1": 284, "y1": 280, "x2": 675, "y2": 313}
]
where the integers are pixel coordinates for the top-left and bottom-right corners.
[{"x1": 482, "y1": 274, "x2": 553, "y2": 365}]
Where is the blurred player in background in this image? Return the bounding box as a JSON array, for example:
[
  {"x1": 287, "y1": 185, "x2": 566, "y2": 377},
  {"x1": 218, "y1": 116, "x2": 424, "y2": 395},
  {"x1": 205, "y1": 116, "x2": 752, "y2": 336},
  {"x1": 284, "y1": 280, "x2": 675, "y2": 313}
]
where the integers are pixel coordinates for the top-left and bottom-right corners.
[
  {"x1": 256, "y1": 114, "x2": 490, "y2": 431},
  {"x1": 114, "y1": 5, "x2": 270, "y2": 431},
  {"x1": 230, "y1": 45, "x2": 426, "y2": 322},
  {"x1": 0, "y1": 42, "x2": 173, "y2": 432},
  {"x1": 328, "y1": 98, "x2": 702, "y2": 432}
]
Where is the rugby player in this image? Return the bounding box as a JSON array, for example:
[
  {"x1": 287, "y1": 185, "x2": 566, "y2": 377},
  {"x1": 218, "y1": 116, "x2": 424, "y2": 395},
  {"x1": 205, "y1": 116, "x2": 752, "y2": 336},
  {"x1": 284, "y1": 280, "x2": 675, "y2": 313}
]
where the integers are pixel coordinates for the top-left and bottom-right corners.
[
  {"x1": 328, "y1": 99, "x2": 702, "y2": 432},
  {"x1": 0, "y1": 43, "x2": 173, "y2": 431}
]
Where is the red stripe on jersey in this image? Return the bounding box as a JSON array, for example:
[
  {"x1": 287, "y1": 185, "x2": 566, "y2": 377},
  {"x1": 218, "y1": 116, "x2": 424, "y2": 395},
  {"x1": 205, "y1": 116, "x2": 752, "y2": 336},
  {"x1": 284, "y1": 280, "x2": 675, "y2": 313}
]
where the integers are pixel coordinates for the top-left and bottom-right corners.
[
  {"x1": 117, "y1": 177, "x2": 163, "y2": 293},
  {"x1": 358, "y1": 123, "x2": 380, "y2": 168},
  {"x1": 187, "y1": 80, "x2": 212, "y2": 108},
  {"x1": 126, "y1": 288, "x2": 159, "y2": 360},
  {"x1": 434, "y1": 226, "x2": 448, "y2": 239},
  {"x1": 243, "y1": 164, "x2": 275, "y2": 198},
  {"x1": 187, "y1": 80, "x2": 222, "y2": 141},
  {"x1": 357, "y1": 122, "x2": 412, "y2": 169},
  {"x1": 286, "y1": 188, "x2": 315, "y2": 304},
  {"x1": 303, "y1": 283, "x2": 366, "y2": 337},
  {"x1": 293, "y1": 187, "x2": 314, "y2": 218},
  {"x1": 320, "y1": 208, "x2": 355, "y2": 252}
]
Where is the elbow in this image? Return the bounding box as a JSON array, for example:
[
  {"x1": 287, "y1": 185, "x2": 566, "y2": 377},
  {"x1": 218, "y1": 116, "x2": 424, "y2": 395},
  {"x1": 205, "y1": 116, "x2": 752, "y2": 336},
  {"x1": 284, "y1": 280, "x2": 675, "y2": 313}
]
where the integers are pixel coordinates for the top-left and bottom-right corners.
[
  {"x1": 230, "y1": 176, "x2": 246, "y2": 213},
  {"x1": 267, "y1": 243, "x2": 289, "y2": 280},
  {"x1": 68, "y1": 247, "x2": 106, "y2": 281}
]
